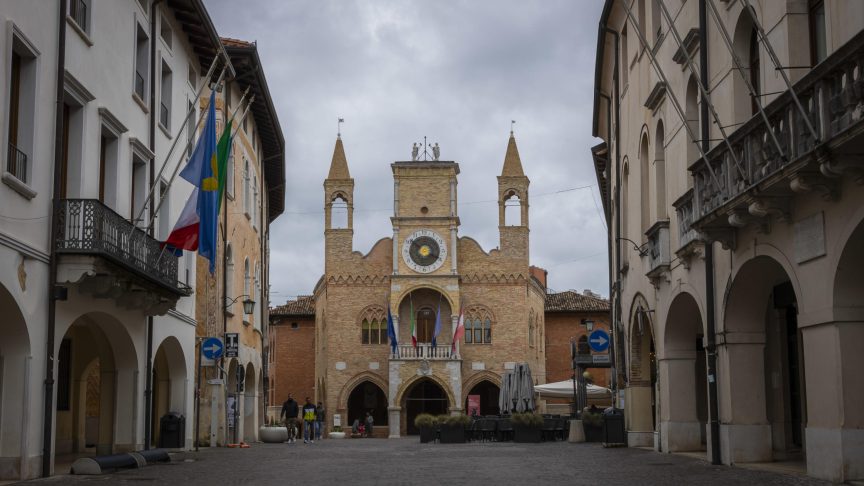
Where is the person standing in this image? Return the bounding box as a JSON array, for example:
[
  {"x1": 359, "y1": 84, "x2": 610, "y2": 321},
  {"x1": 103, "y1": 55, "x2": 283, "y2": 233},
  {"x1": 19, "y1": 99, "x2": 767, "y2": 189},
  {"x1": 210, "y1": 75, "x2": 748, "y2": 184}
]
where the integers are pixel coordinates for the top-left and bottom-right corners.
[
  {"x1": 315, "y1": 401, "x2": 326, "y2": 440},
  {"x1": 280, "y1": 394, "x2": 299, "y2": 443},
  {"x1": 365, "y1": 411, "x2": 374, "y2": 438},
  {"x1": 302, "y1": 397, "x2": 317, "y2": 444}
]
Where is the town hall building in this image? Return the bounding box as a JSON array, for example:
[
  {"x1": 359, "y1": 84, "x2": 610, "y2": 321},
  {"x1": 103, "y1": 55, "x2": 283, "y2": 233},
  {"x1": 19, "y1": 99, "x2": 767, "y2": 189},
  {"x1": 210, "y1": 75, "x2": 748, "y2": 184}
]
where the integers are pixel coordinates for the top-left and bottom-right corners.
[{"x1": 313, "y1": 133, "x2": 547, "y2": 436}]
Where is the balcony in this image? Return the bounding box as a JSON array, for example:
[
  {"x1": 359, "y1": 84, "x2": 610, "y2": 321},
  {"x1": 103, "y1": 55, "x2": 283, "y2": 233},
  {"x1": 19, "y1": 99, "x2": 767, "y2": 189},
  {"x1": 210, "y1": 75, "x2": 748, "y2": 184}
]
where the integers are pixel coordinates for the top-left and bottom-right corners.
[
  {"x1": 673, "y1": 189, "x2": 703, "y2": 268},
  {"x1": 644, "y1": 220, "x2": 670, "y2": 284},
  {"x1": 6, "y1": 142, "x2": 27, "y2": 182},
  {"x1": 55, "y1": 199, "x2": 190, "y2": 313},
  {"x1": 391, "y1": 343, "x2": 454, "y2": 361},
  {"x1": 690, "y1": 31, "x2": 864, "y2": 247}
]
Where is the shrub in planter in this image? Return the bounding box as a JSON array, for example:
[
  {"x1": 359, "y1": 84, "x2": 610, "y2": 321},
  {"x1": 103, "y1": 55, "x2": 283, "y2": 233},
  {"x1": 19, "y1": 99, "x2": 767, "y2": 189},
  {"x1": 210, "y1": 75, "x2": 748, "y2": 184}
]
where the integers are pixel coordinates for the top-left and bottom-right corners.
[
  {"x1": 581, "y1": 408, "x2": 604, "y2": 443},
  {"x1": 511, "y1": 413, "x2": 543, "y2": 443},
  {"x1": 414, "y1": 414, "x2": 439, "y2": 443},
  {"x1": 329, "y1": 425, "x2": 346, "y2": 439},
  {"x1": 438, "y1": 414, "x2": 469, "y2": 444}
]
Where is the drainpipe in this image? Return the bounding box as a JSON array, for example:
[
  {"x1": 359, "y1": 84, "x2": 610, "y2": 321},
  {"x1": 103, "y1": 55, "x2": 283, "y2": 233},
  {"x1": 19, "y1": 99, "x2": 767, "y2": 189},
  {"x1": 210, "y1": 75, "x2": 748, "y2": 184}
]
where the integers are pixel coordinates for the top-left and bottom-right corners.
[
  {"x1": 699, "y1": 0, "x2": 721, "y2": 466},
  {"x1": 143, "y1": 0, "x2": 164, "y2": 451},
  {"x1": 42, "y1": 0, "x2": 67, "y2": 477}
]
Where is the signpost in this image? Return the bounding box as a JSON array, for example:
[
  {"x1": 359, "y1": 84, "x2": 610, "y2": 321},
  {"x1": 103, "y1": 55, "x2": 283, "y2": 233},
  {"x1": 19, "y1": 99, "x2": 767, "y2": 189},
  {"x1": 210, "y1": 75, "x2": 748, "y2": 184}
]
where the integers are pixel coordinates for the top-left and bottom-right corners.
[
  {"x1": 201, "y1": 337, "x2": 224, "y2": 363},
  {"x1": 225, "y1": 333, "x2": 239, "y2": 358},
  {"x1": 588, "y1": 329, "x2": 610, "y2": 353}
]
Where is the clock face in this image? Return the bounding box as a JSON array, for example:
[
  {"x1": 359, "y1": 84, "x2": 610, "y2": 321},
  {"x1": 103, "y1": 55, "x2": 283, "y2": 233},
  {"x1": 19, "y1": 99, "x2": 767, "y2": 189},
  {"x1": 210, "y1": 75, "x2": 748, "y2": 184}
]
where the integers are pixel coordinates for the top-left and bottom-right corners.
[{"x1": 402, "y1": 229, "x2": 448, "y2": 273}]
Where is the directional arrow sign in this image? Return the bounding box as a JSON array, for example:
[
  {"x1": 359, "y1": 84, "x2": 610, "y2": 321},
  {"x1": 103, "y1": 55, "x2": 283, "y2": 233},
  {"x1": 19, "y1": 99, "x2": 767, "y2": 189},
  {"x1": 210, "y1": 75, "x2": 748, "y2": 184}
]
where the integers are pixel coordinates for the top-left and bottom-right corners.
[
  {"x1": 202, "y1": 337, "x2": 224, "y2": 360},
  {"x1": 588, "y1": 329, "x2": 610, "y2": 353}
]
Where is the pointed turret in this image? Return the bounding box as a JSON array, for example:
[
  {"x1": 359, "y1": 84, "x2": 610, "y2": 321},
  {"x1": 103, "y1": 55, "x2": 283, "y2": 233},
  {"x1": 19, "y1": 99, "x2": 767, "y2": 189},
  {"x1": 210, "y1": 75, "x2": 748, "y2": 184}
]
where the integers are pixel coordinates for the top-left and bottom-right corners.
[
  {"x1": 327, "y1": 136, "x2": 351, "y2": 179},
  {"x1": 501, "y1": 132, "x2": 525, "y2": 177}
]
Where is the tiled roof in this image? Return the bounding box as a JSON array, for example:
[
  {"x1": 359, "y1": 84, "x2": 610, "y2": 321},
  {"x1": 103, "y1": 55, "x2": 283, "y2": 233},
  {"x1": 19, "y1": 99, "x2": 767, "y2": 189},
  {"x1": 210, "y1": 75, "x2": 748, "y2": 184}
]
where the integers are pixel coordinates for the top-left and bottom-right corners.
[
  {"x1": 221, "y1": 37, "x2": 253, "y2": 48},
  {"x1": 545, "y1": 291, "x2": 610, "y2": 313},
  {"x1": 271, "y1": 296, "x2": 315, "y2": 317}
]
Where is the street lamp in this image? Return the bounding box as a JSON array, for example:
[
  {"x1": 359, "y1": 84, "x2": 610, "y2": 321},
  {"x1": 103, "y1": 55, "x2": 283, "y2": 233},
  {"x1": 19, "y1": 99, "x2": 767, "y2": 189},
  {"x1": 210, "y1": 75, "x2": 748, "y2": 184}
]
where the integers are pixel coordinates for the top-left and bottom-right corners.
[
  {"x1": 225, "y1": 294, "x2": 256, "y2": 315},
  {"x1": 582, "y1": 318, "x2": 595, "y2": 332}
]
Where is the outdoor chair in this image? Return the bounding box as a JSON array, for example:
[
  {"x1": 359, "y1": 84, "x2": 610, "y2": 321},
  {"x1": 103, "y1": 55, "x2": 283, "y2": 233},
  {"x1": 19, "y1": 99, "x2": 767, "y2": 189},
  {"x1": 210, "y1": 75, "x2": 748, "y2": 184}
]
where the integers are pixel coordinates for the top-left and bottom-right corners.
[
  {"x1": 554, "y1": 418, "x2": 567, "y2": 441},
  {"x1": 479, "y1": 418, "x2": 497, "y2": 442},
  {"x1": 497, "y1": 418, "x2": 513, "y2": 442},
  {"x1": 542, "y1": 418, "x2": 557, "y2": 441},
  {"x1": 467, "y1": 419, "x2": 480, "y2": 442}
]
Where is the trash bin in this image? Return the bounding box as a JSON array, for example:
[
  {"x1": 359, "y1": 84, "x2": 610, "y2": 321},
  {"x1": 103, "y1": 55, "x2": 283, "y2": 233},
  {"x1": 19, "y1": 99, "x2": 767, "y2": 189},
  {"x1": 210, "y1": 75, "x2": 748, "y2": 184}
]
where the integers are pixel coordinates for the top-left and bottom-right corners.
[
  {"x1": 602, "y1": 408, "x2": 626, "y2": 446},
  {"x1": 159, "y1": 412, "x2": 185, "y2": 448}
]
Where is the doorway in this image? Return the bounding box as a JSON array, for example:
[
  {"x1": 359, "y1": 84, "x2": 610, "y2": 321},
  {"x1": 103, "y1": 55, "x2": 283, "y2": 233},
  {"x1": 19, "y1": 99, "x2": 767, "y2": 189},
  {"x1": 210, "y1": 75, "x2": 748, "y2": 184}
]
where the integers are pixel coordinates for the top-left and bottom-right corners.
[{"x1": 405, "y1": 379, "x2": 448, "y2": 435}]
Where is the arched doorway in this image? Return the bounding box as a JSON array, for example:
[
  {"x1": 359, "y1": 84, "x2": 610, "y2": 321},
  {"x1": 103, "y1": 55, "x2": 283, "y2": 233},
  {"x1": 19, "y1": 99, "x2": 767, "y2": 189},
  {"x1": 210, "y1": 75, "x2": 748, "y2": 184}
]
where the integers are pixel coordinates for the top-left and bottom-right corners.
[
  {"x1": 723, "y1": 256, "x2": 806, "y2": 464},
  {"x1": 54, "y1": 312, "x2": 138, "y2": 459},
  {"x1": 347, "y1": 381, "x2": 387, "y2": 433},
  {"x1": 243, "y1": 363, "x2": 257, "y2": 443},
  {"x1": 398, "y1": 288, "x2": 452, "y2": 347},
  {"x1": 627, "y1": 299, "x2": 657, "y2": 448},
  {"x1": 661, "y1": 292, "x2": 707, "y2": 453},
  {"x1": 0, "y1": 284, "x2": 30, "y2": 476},
  {"x1": 404, "y1": 379, "x2": 448, "y2": 435},
  {"x1": 225, "y1": 359, "x2": 240, "y2": 444},
  {"x1": 465, "y1": 381, "x2": 500, "y2": 417},
  {"x1": 151, "y1": 337, "x2": 187, "y2": 448}
]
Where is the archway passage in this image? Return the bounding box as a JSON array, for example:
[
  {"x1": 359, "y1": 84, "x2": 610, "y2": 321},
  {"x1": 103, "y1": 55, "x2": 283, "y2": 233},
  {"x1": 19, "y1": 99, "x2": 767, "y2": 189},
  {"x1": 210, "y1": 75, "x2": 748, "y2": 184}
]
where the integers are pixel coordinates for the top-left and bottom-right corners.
[
  {"x1": 628, "y1": 302, "x2": 657, "y2": 448},
  {"x1": 465, "y1": 381, "x2": 500, "y2": 417},
  {"x1": 151, "y1": 337, "x2": 187, "y2": 448},
  {"x1": 244, "y1": 363, "x2": 257, "y2": 443},
  {"x1": 661, "y1": 293, "x2": 707, "y2": 453},
  {"x1": 0, "y1": 284, "x2": 30, "y2": 479},
  {"x1": 398, "y1": 288, "x2": 452, "y2": 346},
  {"x1": 347, "y1": 381, "x2": 387, "y2": 433},
  {"x1": 723, "y1": 256, "x2": 806, "y2": 464},
  {"x1": 404, "y1": 379, "x2": 448, "y2": 435}
]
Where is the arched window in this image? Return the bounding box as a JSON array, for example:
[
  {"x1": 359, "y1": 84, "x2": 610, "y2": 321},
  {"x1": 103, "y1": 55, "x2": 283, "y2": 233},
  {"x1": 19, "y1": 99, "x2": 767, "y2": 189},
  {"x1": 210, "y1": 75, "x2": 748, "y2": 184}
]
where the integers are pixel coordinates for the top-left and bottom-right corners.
[
  {"x1": 639, "y1": 132, "x2": 650, "y2": 237},
  {"x1": 504, "y1": 191, "x2": 521, "y2": 226},
  {"x1": 331, "y1": 195, "x2": 348, "y2": 229},
  {"x1": 243, "y1": 159, "x2": 250, "y2": 216},
  {"x1": 359, "y1": 306, "x2": 386, "y2": 345},
  {"x1": 685, "y1": 76, "x2": 699, "y2": 166},
  {"x1": 465, "y1": 305, "x2": 493, "y2": 344},
  {"x1": 748, "y1": 27, "x2": 760, "y2": 115},
  {"x1": 528, "y1": 314, "x2": 535, "y2": 347},
  {"x1": 621, "y1": 158, "x2": 630, "y2": 267},
  {"x1": 243, "y1": 258, "x2": 250, "y2": 316},
  {"x1": 225, "y1": 244, "x2": 235, "y2": 311},
  {"x1": 732, "y1": 9, "x2": 760, "y2": 124},
  {"x1": 654, "y1": 120, "x2": 666, "y2": 220}
]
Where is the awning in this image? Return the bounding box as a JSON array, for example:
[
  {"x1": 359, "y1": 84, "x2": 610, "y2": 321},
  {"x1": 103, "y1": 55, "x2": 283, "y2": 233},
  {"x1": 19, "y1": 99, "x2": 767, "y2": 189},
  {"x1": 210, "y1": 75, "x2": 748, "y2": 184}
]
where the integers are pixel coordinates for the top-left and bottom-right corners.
[{"x1": 533, "y1": 380, "x2": 612, "y2": 399}]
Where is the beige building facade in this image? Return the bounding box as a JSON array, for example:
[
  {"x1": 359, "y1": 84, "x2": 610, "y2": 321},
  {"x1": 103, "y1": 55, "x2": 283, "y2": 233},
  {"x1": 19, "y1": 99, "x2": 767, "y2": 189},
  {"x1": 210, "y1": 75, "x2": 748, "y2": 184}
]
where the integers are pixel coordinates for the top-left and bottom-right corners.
[
  {"x1": 592, "y1": 0, "x2": 864, "y2": 481},
  {"x1": 314, "y1": 134, "x2": 546, "y2": 436}
]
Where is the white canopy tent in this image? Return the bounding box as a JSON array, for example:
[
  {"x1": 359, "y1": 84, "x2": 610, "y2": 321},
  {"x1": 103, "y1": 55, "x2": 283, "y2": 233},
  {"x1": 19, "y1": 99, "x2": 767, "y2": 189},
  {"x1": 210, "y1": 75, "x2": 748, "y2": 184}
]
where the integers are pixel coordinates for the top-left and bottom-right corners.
[{"x1": 533, "y1": 380, "x2": 612, "y2": 399}]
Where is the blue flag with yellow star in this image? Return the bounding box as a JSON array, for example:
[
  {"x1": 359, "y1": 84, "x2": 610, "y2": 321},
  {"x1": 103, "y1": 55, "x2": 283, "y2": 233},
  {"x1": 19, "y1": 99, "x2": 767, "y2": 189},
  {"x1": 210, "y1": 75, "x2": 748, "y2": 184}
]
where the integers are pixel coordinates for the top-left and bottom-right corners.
[{"x1": 179, "y1": 91, "x2": 218, "y2": 273}]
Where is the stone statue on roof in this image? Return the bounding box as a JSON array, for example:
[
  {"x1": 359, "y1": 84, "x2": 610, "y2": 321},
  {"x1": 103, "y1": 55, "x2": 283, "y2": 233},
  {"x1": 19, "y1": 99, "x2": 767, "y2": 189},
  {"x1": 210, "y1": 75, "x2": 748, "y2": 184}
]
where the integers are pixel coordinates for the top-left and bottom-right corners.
[
  {"x1": 432, "y1": 143, "x2": 440, "y2": 161},
  {"x1": 411, "y1": 143, "x2": 419, "y2": 161}
]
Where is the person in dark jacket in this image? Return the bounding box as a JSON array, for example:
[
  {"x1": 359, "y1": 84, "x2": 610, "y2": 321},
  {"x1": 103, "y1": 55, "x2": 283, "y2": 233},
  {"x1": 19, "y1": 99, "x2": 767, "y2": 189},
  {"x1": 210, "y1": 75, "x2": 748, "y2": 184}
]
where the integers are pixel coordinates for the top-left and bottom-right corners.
[
  {"x1": 280, "y1": 394, "x2": 299, "y2": 443},
  {"x1": 315, "y1": 402, "x2": 326, "y2": 440}
]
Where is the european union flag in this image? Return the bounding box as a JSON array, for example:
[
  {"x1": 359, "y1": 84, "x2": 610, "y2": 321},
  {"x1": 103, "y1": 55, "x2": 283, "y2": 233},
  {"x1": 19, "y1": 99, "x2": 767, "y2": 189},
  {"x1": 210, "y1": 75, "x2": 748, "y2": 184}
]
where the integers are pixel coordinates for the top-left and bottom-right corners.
[
  {"x1": 387, "y1": 307, "x2": 397, "y2": 353},
  {"x1": 179, "y1": 91, "x2": 218, "y2": 273}
]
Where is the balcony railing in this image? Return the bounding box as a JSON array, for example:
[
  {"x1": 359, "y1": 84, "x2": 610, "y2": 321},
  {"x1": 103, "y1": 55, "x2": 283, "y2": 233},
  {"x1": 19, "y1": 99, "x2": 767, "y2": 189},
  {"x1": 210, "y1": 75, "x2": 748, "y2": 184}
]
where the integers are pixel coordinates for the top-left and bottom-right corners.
[
  {"x1": 674, "y1": 189, "x2": 700, "y2": 250},
  {"x1": 644, "y1": 220, "x2": 670, "y2": 278},
  {"x1": 691, "y1": 30, "x2": 864, "y2": 228},
  {"x1": 70, "y1": 0, "x2": 87, "y2": 32},
  {"x1": 160, "y1": 102, "x2": 169, "y2": 128},
  {"x1": 6, "y1": 142, "x2": 27, "y2": 183},
  {"x1": 391, "y1": 343, "x2": 453, "y2": 360},
  {"x1": 55, "y1": 199, "x2": 187, "y2": 295},
  {"x1": 135, "y1": 71, "x2": 145, "y2": 99}
]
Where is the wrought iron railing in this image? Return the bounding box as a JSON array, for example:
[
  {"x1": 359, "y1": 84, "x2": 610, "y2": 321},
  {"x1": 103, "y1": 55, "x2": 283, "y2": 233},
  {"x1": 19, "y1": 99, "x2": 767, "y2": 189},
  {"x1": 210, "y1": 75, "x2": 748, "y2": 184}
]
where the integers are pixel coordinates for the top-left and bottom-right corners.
[
  {"x1": 160, "y1": 102, "x2": 169, "y2": 128},
  {"x1": 135, "y1": 71, "x2": 145, "y2": 99},
  {"x1": 70, "y1": 0, "x2": 87, "y2": 32},
  {"x1": 55, "y1": 199, "x2": 186, "y2": 294},
  {"x1": 674, "y1": 189, "x2": 699, "y2": 249},
  {"x1": 391, "y1": 343, "x2": 453, "y2": 360},
  {"x1": 7, "y1": 142, "x2": 27, "y2": 183},
  {"x1": 691, "y1": 30, "x2": 864, "y2": 223}
]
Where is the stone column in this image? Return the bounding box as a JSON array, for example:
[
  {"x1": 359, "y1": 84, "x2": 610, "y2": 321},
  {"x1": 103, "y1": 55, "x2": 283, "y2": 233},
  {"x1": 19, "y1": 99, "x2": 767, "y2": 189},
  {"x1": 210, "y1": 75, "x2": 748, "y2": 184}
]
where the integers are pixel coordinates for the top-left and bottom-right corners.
[
  {"x1": 447, "y1": 361, "x2": 463, "y2": 414},
  {"x1": 388, "y1": 407, "x2": 401, "y2": 438},
  {"x1": 388, "y1": 361, "x2": 402, "y2": 438},
  {"x1": 450, "y1": 226, "x2": 458, "y2": 274},
  {"x1": 658, "y1": 352, "x2": 702, "y2": 452},
  {"x1": 392, "y1": 228, "x2": 399, "y2": 274}
]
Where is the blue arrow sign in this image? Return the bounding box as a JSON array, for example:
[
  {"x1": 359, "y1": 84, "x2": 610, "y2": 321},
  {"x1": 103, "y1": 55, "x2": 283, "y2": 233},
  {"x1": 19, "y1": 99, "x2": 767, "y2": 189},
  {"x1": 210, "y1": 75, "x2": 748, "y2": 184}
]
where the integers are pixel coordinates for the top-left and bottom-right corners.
[
  {"x1": 202, "y1": 337, "x2": 224, "y2": 360},
  {"x1": 588, "y1": 329, "x2": 610, "y2": 353}
]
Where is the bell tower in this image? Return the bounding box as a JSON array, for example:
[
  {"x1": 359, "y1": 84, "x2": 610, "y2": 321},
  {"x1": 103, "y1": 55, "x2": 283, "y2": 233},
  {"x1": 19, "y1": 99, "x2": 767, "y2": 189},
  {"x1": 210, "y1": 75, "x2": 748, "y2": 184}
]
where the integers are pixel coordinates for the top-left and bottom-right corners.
[
  {"x1": 498, "y1": 132, "x2": 530, "y2": 256},
  {"x1": 324, "y1": 136, "x2": 354, "y2": 273}
]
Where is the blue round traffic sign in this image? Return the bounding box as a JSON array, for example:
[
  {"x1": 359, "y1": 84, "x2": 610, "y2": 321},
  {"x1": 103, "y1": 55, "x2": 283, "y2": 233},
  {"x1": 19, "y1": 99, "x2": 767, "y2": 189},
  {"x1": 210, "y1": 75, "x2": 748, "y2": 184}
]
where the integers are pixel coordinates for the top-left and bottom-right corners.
[
  {"x1": 588, "y1": 329, "x2": 610, "y2": 353},
  {"x1": 202, "y1": 337, "x2": 224, "y2": 360}
]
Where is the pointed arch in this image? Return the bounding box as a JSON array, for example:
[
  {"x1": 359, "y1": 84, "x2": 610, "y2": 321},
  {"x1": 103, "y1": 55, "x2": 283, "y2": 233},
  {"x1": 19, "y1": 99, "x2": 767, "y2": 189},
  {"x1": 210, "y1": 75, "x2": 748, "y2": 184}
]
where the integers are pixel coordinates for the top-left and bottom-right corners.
[
  {"x1": 338, "y1": 371, "x2": 389, "y2": 410},
  {"x1": 654, "y1": 119, "x2": 666, "y2": 220},
  {"x1": 639, "y1": 130, "x2": 650, "y2": 238},
  {"x1": 396, "y1": 374, "x2": 456, "y2": 410}
]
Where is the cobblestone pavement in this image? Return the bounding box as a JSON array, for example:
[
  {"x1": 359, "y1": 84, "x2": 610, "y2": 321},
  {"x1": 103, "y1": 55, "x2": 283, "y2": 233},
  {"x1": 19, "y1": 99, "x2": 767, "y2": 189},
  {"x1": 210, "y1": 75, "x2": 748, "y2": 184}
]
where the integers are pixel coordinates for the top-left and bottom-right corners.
[{"x1": 22, "y1": 439, "x2": 828, "y2": 486}]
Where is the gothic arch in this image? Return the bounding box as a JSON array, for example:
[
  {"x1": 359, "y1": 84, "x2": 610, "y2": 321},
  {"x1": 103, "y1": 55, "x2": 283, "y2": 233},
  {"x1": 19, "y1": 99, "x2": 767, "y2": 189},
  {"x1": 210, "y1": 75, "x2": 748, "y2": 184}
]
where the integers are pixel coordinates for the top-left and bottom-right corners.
[
  {"x1": 396, "y1": 374, "x2": 456, "y2": 409},
  {"x1": 337, "y1": 371, "x2": 388, "y2": 410},
  {"x1": 461, "y1": 371, "x2": 502, "y2": 404},
  {"x1": 396, "y1": 285, "x2": 457, "y2": 314}
]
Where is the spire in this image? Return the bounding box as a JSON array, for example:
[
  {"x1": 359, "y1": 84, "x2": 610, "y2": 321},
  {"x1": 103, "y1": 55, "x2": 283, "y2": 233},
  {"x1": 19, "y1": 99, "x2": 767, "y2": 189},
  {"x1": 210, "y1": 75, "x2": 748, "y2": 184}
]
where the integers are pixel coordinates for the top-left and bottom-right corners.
[
  {"x1": 327, "y1": 136, "x2": 351, "y2": 179},
  {"x1": 501, "y1": 132, "x2": 525, "y2": 177}
]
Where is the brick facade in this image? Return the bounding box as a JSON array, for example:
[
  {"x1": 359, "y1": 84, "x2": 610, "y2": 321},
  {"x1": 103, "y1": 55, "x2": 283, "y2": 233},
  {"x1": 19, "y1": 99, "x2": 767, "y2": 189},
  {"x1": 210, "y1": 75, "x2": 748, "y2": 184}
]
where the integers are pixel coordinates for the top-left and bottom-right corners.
[{"x1": 269, "y1": 297, "x2": 316, "y2": 413}]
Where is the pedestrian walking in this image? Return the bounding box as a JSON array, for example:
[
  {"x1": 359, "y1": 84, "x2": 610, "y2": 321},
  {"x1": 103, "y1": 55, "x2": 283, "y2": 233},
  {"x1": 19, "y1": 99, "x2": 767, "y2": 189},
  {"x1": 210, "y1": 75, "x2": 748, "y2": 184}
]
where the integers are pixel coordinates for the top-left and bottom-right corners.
[
  {"x1": 280, "y1": 394, "x2": 299, "y2": 443},
  {"x1": 315, "y1": 401, "x2": 326, "y2": 440},
  {"x1": 302, "y1": 397, "x2": 317, "y2": 443},
  {"x1": 365, "y1": 411, "x2": 374, "y2": 438}
]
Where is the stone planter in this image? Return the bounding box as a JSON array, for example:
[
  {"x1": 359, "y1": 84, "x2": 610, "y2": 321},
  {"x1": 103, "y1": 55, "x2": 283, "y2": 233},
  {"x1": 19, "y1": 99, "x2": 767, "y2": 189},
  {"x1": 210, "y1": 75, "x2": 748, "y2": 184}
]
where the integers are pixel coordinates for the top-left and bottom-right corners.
[
  {"x1": 513, "y1": 425, "x2": 542, "y2": 443},
  {"x1": 439, "y1": 424, "x2": 466, "y2": 444},
  {"x1": 583, "y1": 424, "x2": 603, "y2": 442},
  {"x1": 419, "y1": 427, "x2": 436, "y2": 444},
  {"x1": 329, "y1": 431, "x2": 346, "y2": 439},
  {"x1": 259, "y1": 426, "x2": 288, "y2": 443}
]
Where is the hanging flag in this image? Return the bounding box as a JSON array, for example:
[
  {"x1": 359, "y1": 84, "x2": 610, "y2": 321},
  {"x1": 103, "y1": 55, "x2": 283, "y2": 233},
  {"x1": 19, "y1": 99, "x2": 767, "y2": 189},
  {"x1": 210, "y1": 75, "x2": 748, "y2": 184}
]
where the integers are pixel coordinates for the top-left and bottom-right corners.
[
  {"x1": 452, "y1": 308, "x2": 465, "y2": 355},
  {"x1": 387, "y1": 307, "x2": 397, "y2": 354},
  {"x1": 216, "y1": 117, "x2": 234, "y2": 211},
  {"x1": 431, "y1": 298, "x2": 442, "y2": 348},
  {"x1": 179, "y1": 91, "x2": 218, "y2": 273},
  {"x1": 410, "y1": 296, "x2": 417, "y2": 348},
  {"x1": 162, "y1": 188, "x2": 200, "y2": 254}
]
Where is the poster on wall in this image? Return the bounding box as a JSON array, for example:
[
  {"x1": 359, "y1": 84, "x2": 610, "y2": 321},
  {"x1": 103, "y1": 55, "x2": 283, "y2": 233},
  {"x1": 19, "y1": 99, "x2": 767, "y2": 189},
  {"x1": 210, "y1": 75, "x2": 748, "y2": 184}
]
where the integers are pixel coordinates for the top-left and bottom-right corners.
[{"x1": 468, "y1": 395, "x2": 480, "y2": 417}]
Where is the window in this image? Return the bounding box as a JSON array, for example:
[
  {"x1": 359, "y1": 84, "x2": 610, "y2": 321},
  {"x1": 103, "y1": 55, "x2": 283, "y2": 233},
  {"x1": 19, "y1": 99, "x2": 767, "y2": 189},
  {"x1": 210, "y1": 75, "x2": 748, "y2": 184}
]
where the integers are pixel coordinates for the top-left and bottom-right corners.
[
  {"x1": 157, "y1": 180, "x2": 169, "y2": 239},
  {"x1": 578, "y1": 335, "x2": 590, "y2": 355},
  {"x1": 291, "y1": 322, "x2": 299, "y2": 330},
  {"x1": 243, "y1": 159, "x2": 251, "y2": 217},
  {"x1": 808, "y1": 0, "x2": 826, "y2": 65},
  {"x1": 359, "y1": 306, "x2": 387, "y2": 345},
  {"x1": 70, "y1": 0, "x2": 91, "y2": 35},
  {"x1": 243, "y1": 115, "x2": 248, "y2": 133},
  {"x1": 529, "y1": 315, "x2": 535, "y2": 347},
  {"x1": 331, "y1": 195, "x2": 348, "y2": 229},
  {"x1": 160, "y1": 14, "x2": 172, "y2": 50},
  {"x1": 160, "y1": 60, "x2": 172, "y2": 130},
  {"x1": 685, "y1": 77, "x2": 699, "y2": 165},
  {"x1": 253, "y1": 174, "x2": 259, "y2": 229},
  {"x1": 227, "y1": 150, "x2": 235, "y2": 198},
  {"x1": 134, "y1": 22, "x2": 149, "y2": 101},
  {"x1": 185, "y1": 99, "x2": 195, "y2": 158},
  {"x1": 639, "y1": 133, "x2": 650, "y2": 237},
  {"x1": 504, "y1": 192, "x2": 521, "y2": 226},
  {"x1": 98, "y1": 125, "x2": 119, "y2": 209},
  {"x1": 654, "y1": 121, "x2": 666, "y2": 220},
  {"x1": 5, "y1": 31, "x2": 38, "y2": 185},
  {"x1": 243, "y1": 258, "x2": 250, "y2": 316},
  {"x1": 254, "y1": 264, "x2": 261, "y2": 329},
  {"x1": 131, "y1": 155, "x2": 148, "y2": 227},
  {"x1": 56, "y1": 339, "x2": 72, "y2": 410},
  {"x1": 749, "y1": 28, "x2": 760, "y2": 115},
  {"x1": 187, "y1": 63, "x2": 197, "y2": 88},
  {"x1": 621, "y1": 25, "x2": 629, "y2": 87},
  {"x1": 464, "y1": 306, "x2": 493, "y2": 344},
  {"x1": 651, "y1": 0, "x2": 662, "y2": 44},
  {"x1": 225, "y1": 244, "x2": 234, "y2": 312}
]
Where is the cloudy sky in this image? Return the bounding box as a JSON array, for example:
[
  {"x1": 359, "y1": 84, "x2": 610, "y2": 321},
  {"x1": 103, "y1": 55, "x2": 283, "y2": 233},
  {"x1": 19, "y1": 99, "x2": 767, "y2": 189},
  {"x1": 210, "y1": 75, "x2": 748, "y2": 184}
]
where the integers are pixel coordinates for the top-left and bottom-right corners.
[{"x1": 204, "y1": 0, "x2": 608, "y2": 305}]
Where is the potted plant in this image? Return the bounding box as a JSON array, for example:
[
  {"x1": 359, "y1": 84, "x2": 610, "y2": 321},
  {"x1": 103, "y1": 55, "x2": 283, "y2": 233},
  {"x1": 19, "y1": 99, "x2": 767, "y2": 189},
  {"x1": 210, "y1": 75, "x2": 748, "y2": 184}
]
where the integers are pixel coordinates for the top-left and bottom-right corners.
[
  {"x1": 329, "y1": 425, "x2": 345, "y2": 439},
  {"x1": 439, "y1": 414, "x2": 469, "y2": 444},
  {"x1": 581, "y1": 407, "x2": 604, "y2": 442},
  {"x1": 512, "y1": 412, "x2": 543, "y2": 443},
  {"x1": 259, "y1": 416, "x2": 289, "y2": 443},
  {"x1": 414, "y1": 413, "x2": 438, "y2": 443}
]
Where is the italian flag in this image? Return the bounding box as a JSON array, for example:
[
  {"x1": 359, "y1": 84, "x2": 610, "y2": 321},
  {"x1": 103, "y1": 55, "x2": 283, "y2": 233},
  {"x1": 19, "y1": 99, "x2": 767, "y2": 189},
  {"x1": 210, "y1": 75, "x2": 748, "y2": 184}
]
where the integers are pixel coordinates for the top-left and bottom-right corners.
[
  {"x1": 452, "y1": 308, "x2": 465, "y2": 354},
  {"x1": 410, "y1": 298, "x2": 417, "y2": 347}
]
